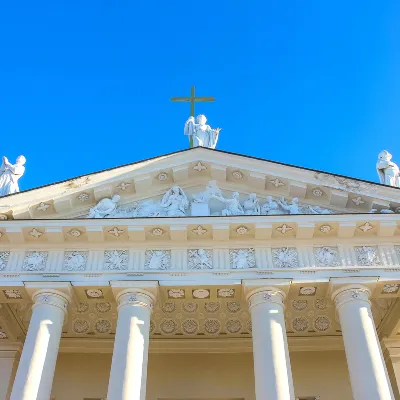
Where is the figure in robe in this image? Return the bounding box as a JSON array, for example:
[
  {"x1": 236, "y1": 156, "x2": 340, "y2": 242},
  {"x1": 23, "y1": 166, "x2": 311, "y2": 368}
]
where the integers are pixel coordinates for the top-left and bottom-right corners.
[
  {"x1": 376, "y1": 150, "x2": 400, "y2": 187},
  {"x1": 184, "y1": 114, "x2": 221, "y2": 149},
  {"x1": 160, "y1": 186, "x2": 189, "y2": 217},
  {"x1": 88, "y1": 195, "x2": 120, "y2": 218},
  {"x1": 0, "y1": 155, "x2": 26, "y2": 197}
]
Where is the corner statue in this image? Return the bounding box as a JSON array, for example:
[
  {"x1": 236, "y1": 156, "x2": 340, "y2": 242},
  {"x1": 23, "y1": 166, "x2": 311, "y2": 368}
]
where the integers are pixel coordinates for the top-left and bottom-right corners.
[
  {"x1": 184, "y1": 114, "x2": 221, "y2": 149},
  {"x1": 376, "y1": 150, "x2": 400, "y2": 188},
  {"x1": 0, "y1": 155, "x2": 26, "y2": 197}
]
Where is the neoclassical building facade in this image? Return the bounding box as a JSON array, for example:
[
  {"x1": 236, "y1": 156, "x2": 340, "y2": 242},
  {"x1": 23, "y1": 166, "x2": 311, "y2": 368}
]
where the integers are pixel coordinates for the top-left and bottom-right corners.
[{"x1": 0, "y1": 147, "x2": 399, "y2": 400}]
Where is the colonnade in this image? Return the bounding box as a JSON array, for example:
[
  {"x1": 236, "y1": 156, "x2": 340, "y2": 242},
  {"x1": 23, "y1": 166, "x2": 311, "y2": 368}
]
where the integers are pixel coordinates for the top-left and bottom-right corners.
[{"x1": 8, "y1": 279, "x2": 396, "y2": 400}]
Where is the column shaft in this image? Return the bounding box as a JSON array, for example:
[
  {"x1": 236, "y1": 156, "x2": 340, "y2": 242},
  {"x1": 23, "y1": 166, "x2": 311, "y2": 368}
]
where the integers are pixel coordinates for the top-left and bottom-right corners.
[
  {"x1": 107, "y1": 290, "x2": 155, "y2": 400},
  {"x1": 10, "y1": 291, "x2": 69, "y2": 400},
  {"x1": 248, "y1": 288, "x2": 294, "y2": 400},
  {"x1": 334, "y1": 286, "x2": 394, "y2": 400}
]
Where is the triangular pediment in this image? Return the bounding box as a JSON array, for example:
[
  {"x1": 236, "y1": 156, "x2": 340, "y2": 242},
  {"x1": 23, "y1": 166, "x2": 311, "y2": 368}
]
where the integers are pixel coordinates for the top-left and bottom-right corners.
[{"x1": 1, "y1": 147, "x2": 400, "y2": 220}]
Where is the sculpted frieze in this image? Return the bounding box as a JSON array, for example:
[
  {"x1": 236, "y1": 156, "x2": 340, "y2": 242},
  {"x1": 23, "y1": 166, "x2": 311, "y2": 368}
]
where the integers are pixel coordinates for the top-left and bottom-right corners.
[{"x1": 86, "y1": 181, "x2": 334, "y2": 219}]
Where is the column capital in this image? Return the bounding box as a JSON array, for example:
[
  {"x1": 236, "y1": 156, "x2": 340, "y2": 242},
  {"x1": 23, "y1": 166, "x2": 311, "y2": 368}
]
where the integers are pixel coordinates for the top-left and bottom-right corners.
[
  {"x1": 110, "y1": 281, "x2": 158, "y2": 311},
  {"x1": 247, "y1": 287, "x2": 286, "y2": 310},
  {"x1": 332, "y1": 285, "x2": 371, "y2": 309}
]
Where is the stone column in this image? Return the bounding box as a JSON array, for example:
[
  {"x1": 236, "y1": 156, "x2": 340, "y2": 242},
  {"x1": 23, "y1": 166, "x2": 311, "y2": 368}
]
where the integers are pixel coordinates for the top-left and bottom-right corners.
[
  {"x1": 246, "y1": 284, "x2": 294, "y2": 400},
  {"x1": 332, "y1": 285, "x2": 394, "y2": 400},
  {"x1": 10, "y1": 288, "x2": 70, "y2": 400},
  {"x1": 107, "y1": 282, "x2": 157, "y2": 400},
  {"x1": 383, "y1": 340, "x2": 400, "y2": 399},
  {"x1": 0, "y1": 349, "x2": 20, "y2": 400}
]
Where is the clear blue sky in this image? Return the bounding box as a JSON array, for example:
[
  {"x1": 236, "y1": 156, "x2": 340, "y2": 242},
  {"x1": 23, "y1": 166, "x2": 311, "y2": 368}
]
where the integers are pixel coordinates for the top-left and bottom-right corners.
[{"x1": 1, "y1": 1, "x2": 399, "y2": 191}]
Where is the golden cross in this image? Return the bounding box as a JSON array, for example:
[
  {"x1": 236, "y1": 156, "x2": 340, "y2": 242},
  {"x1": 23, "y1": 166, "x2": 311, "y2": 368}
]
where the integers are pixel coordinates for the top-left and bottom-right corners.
[{"x1": 171, "y1": 86, "x2": 215, "y2": 148}]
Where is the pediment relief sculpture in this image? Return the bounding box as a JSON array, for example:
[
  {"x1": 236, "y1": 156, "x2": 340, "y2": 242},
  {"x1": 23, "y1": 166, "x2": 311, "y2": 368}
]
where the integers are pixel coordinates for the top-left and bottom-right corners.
[{"x1": 86, "y1": 181, "x2": 336, "y2": 219}]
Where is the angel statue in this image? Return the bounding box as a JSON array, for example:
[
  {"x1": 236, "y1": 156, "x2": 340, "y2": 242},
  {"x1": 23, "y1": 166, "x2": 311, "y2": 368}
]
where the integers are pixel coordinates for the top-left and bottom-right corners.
[
  {"x1": 0, "y1": 155, "x2": 26, "y2": 197},
  {"x1": 184, "y1": 114, "x2": 221, "y2": 149},
  {"x1": 160, "y1": 186, "x2": 189, "y2": 217},
  {"x1": 376, "y1": 150, "x2": 400, "y2": 188}
]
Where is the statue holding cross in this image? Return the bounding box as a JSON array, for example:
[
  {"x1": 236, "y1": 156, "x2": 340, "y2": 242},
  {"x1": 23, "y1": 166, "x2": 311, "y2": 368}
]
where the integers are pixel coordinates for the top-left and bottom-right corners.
[{"x1": 171, "y1": 86, "x2": 221, "y2": 149}]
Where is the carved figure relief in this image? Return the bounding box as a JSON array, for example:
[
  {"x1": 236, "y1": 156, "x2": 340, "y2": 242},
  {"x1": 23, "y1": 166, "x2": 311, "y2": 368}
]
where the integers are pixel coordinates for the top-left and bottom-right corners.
[
  {"x1": 104, "y1": 250, "x2": 128, "y2": 271},
  {"x1": 229, "y1": 248, "x2": 256, "y2": 269},
  {"x1": 188, "y1": 249, "x2": 213, "y2": 270},
  {"x1": 88, "y1": 195, "x2": 120, "y2": 218},
  {"x1": 0, "y1": 252, "x2": 10, "y2": 271},
  {"x1": 272, "y1": 247, "x2": 299, "y2": 268},
  {"x1": 243, "y1": 193, "x2": 261, "y2": 215},
  {"x1": 314, "y1": 247, "x2": 340, "y2": 267},
  {"x1": 22, "y1": 251, "x2": 48, "y2": 271},
  {"x1": 355, "y1": 246, "x2": 381, "y2": 266},
  {"x1": 63, "y1": 251, "x2": 87, "y2": 271},
  {"x1": 145, "y1": 250, "x2": 171, "y2": 270}
]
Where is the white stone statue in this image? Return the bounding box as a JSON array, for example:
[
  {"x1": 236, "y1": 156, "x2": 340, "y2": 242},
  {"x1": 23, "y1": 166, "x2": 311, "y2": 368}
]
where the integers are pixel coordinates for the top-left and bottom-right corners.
[
  {"x1": 184, "y1": 114, "x2": 221, "y2": 149},
  {"x1": 243, "y1": 193, "x2": 261, "y2": 215},
  {"x1": 214, "y1": 191, "x2": 244, "y2": 216},
  {"x1": 307, "y1": 205, "x2": 332, "y2": 214},
  {"x1": 160, "y1": 186, "x2": 189, "y2": 216},
  {"x1": 376, "y1": 150, "x2": 400, "y2": 187},
  {"x1": 261, "y1": 196, "x2": 281, "y2": 215},
  {"x1": 277, "y1": 197, "x2": 300, "y2": 214},
  {"x1": 88, "y1": 195, "x2": 120, "y2": 218},
  {"x1": 192, "y1": 180, "x2": 223, "y2": 204},
  {"x1": 0, "y1": 155, "x2": 26, "y2": 197}
]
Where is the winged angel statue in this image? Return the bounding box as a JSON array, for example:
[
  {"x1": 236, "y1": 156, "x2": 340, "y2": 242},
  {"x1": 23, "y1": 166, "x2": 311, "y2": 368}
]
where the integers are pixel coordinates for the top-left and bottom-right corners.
[{"x1": 184, "y1": 114, "x2": 221, "y2": 149}]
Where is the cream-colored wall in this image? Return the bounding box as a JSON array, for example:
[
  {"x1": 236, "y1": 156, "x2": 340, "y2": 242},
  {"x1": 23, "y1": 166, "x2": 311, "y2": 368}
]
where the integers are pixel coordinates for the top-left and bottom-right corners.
[{"x1": 50, "y1": 350, "x2": 353, "y2": 400}]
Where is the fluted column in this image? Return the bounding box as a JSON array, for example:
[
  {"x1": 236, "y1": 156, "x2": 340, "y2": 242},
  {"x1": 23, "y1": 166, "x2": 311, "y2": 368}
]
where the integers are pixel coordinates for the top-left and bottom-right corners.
[
  {"x1": 10, "y1": 287, "x2": 70, "y2": 400},
  {"x1": 107, "y1": 282, "x2": 157, "y2": 400},
  {"x1": 246, "y1": 284, "x2": 294, "y2": 400},
  {"x1": 332, "y1": 285, "x2": 394, "y2": 400}
]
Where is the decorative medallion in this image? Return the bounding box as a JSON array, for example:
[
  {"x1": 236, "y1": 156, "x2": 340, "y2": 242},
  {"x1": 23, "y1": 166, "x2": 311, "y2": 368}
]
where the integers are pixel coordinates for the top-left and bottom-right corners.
[
  {"x1": 226, "y1": 301, "x2": 241, "y2": 313},
  {"x1": 161, "y1": 302, "x2": 176, "y2": 313},
  {"x1": 319, "y1": 225, "x2": 333, "y2": 234},
  {"x1": 217, "y1": 288, "x2": 235, "y2": 298},
  {"x1": 193, "y1": 162, "x2": 207, "y2": 172},
  {"x1": 104, "y1": 250, "x2": 128, "y2": 270},
  {"x1": 204, "y1": 318, "x2": 221, "y2": 335},
  {"x1": 157, "y1": 172, "x2": 169, "y2": 181},
  {"x1": 299, "y1": 287, "x2": 317, "y2": 296},
  {"x1": 292, "y1": 317, "x2": 309, "y2": 332},
  {"x1": 63, "y1": 251, "x2": 87, "y2": 271},
  {"x1": 352, "y1": 196, "x2": 365, "y2": 206},
  {"x1": 182, "y1": 318, "x2": 199, "y2": 334},
  {"x1": 3, "y1": 289, "x2": 22, "y2": 299},
  {"x1": 292, "y1": 300, "x2": 308, "y2": 312},
  {"x1": 0, "y1": 331, "x2": 8, "y2": 339},
  {"x1": 192, "y1": 289, "x2": 210, "y2": 299},
  {"x1": 314, "y1": 316, "x2": 331, "y2": 331},
  {"x1": 151, "y1": 228, "x2": 164, "y2": 236},
  {"x1": 312, "y1": 188, "x2": 324, "y2": 197},
  {"x1": 355, "y1": 246, "x2": 381, "y2": 266},
  {"x1": 314, "y1": 247, "x2": 340, "y2": 267},
  {"x1": 236, "y1": 226, "x2": 249, "y2": 235},
  {"x1": 188, "y1": 249, "x2": 213, "y2": 270},
  {"x1": 382, "y1": 284, "x2": 400, "y2": 294},
  {"x1": 160, "y1": 318, "x2": 177, "y2": 334},
  {"x1": 204, "y1": 302, "x2": 220, "y2": 313},
  {"x1": 0, "y1": 252, "x2": 10, "y2": 271},
  {"x1": 145, "y1": 250, "x2": 171, "y2": 270},
  {"x1": 226, "y1": 318, "x2": 242, "y2": 334},
  {"x1": 272, "y1": 247, "x2": 298, "y2": 268},
  {"x1": 168, "y1": 289, "x2": 185, "y2": 299},
  {"x1": 95, "y1": 302, "x2": 112, "y2": 313},
  {"x1": 29, "y1": 229, "x2": 43, "y2": 239},
  {"x1": 108, "y1": 227, "x2": 124, "y2": 237},
  {"x1": 94, "y1": 319, "x2": 112, "y2": 334},
  {"x1": 22, "y1": 251, "x2": 47, "y2": 271},
  {"x1": 76, "y1": 302, "x2": 89, "y2": 313},
  {"x1": 192, "y1": 225, "x2": 208, "y2": 236},
  {"x1": 85, "y1": 289, "x2": 104, "y2": 299},
  {"x1": 359, "y1": 222, "x2": 373, "y2": 233},
  {"x1": 229, "y1": 248, "x2": 256, "y2": 269},
  {"x1": 117, "y1": 181, "x2": 131, "y2": 191},
  {"x1": 314, "y1": 298, "x2": 327, "y2": 310},
  {"x1": 72, "y1": 318, "x2": 90, "y2": 334},
  {"x1": 36, "y1": 202, "x2": 50, "y2": 212},
  {"x1": 270, "y1": 178, "x2": 285, "y2": 188},
  {"x1": 276, "y1": 224, "x2": 293, "y2": 234},
  {"x1": 77, "y1": 193, "x2": 90, "y2": 202},
  {"x1": 232, "y1": 170, "x2": 243, "y2": 180},
  {"x1": 182, "y1": 302, "x2": 198, "y2": 313},
  {"x1": 68, "y1": 229, "x2": 82, "y2": 237}
]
